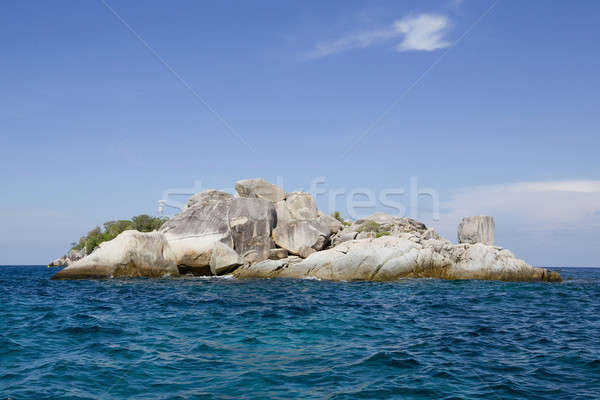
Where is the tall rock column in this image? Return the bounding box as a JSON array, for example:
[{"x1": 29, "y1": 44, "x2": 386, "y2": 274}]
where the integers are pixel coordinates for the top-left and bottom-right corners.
[{"x1": 458, "y1": 216, "x2": 495, "y2": 245}]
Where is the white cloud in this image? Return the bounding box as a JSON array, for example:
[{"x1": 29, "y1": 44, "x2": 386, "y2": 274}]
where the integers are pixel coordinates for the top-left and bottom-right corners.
[
  {"x1": 394, "y1": 14, "x2": 451, "y2": 52},
  {"x1": 307, "y1": 13, "x2": 451, "y2": 59},
  {"x1": 512, "y1": 180, "x2": 600, "y2": 193}
]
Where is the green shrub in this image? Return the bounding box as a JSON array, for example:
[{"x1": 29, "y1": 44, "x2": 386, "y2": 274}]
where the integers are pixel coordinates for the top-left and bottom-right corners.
[
  {"x1": 332, "y1": 211, "x2": 345, "y2": 224},
  {"x1": 376, "y1": 231, "x2": 391, "y2": 238},
  {"x1": 332, "y1": 211, "x2": 353, "y2": 226},
  {"x1": 357, "y1": 221, "x2": 380, "y2": 233},
  {"x1": 73, "y1": 215, "x2": 169, "y2": 255}
]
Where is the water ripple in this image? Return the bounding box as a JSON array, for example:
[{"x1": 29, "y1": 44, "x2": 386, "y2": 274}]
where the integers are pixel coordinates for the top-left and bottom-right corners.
[{"x1": 1, "y1": 266, "x2": 599, "y2": 399}]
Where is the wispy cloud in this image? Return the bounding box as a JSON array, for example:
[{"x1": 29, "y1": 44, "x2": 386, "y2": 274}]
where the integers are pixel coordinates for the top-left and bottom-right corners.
[{"x1": 307, "y1": 14, "x2": 451, "y2": 59}]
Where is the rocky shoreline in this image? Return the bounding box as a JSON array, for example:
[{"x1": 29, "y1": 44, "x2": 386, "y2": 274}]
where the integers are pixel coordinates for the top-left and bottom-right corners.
[{"x1": 51, "y1": 178, "x2": 562, "y2": 282}]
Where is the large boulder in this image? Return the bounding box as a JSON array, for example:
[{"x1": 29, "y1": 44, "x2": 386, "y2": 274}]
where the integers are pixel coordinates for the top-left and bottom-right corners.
[
  {"x1": 48, "y1": 247, "x2": 87, "y2": 267},
  {"x1": 284, "y1": 192, "x2": 319, "y2": 220},
  {"x1": 48, "y1": 256, "x2": 68, "y2": 267},
  {"x1": 235, "y1": 178, "x2": 285, "y2": 203},
  {"x1": 67, "y1": 248, "x2": 86, "y2": 263},
  {"x1": 52, "y1": 230, "x2": 179, "y2": 280},
  {"x1": 160, "y1": 190, "x2": 234, "y2": 270},
  {"x1": 316, "y1": 212, "x2": 344, "y2": 235},
  {"x1": 160, "y1": 189, "x2": 279, "y2": 271},
  {"x1": 272, "y1": 219, "x2": 330, "y2": 255},
  {"x1": 186, "y1": 189, "x2": 233, "y2": 209},
  {"x1": 271, "y1": 191, "x2": 331, "y2": 257},
  {"x1": 228, "y1": 197, "x2": 277, "y2": 263},
  {"x1": 209, "y1": 241, "x2": 243, "y2": 275},
  {"x1": 458, "y1": 216, "x2": 495, "y2": 245},
  {"x1": 234, "y1": 235, "x2": 561, "y2": 282},
  {"x1": 330, "y1": 229, "x2": 358, "y2": 247}
]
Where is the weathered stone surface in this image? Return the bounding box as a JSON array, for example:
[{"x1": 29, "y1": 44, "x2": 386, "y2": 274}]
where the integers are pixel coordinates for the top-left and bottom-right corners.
[
  {"x1": 274, "y1": 200, "x2": 293, "y2": 225},
  {"x1": 229, "y1": 197, "x2": 277, "y2": 262},
  {"x1": 272, "y1": 219, "x2": 329, "y2": 255},
  {"x1": 210, "y1": 242, "x2": 242, "y2": 275},
  {"x1": 160, "y1": 190, "x2": 234, "y2": 267},
  {"x1": 353, "y1": 213, "x2": 427, "y2": 236},
  {"x1": 356, "y1": 231, "x2": 376, "y2": 240},
  {"x1": 284, "y1": 192, "x2": 319, "y2": 220},
  {"x1": 162, "y1": 190, "x2": 233, "y2": 245},
  {"x1": 317, "y1": 214, "x2": 344, "y2": 234},
  {"x1": 270, "y1": 191, "x2": 332, "y2": 256},
  {"x1": 52, "y1": 231, "x2": 178, "y2": 280},
  {"x1": 186, "y1": 190, "x2": 233, "y2": 209},
  {"x1": 233, "y1": 256, "x2": 302, "y2": 279},
  {"x1": 298, "y1": 246, "x2": 316, "y2": 259},
  {"x1": 269, "y1": 248, "x2": 288, "y2": 260},
  {"x1": 458, "y1": 216, "x2": 495, "y2": 245},
  {"x1": 236, "y1": 236, "x2": 561, "y2": 282},
  {"x1": 161, "y1": 190, "x2": 279, "y2": 269},
  {"x1": 67, "y1": 248, "x2": 86, "y2": 263},
  {"x1": 49, "y1": 248, "x2": 87, "y2": 267},
  {"x1": 49, "y1": 256, "x2": 68, "y2": 267},
  {"x1": 330, "y1": 229, "x2": 358, "y2": 247},
  {"x1": 235, "y1": 178, "x2": 285, "y2": 203},
  {"x1": 312, "y1": 234, "x2": 328, "y2": 251}
]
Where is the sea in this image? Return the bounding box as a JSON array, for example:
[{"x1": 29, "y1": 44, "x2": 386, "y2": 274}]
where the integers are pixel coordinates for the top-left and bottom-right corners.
[{"x1": 1, "y1": 266, "x2": 599, "y2": 399}]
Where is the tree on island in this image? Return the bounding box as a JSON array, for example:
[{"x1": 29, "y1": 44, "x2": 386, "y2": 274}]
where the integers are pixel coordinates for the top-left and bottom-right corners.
[{"x1": 71, "y1": 215, "x2": 168, "y2": 255}]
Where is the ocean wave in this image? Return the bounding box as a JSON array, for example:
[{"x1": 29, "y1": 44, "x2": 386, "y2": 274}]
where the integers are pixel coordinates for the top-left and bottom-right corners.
[{"x1": 1, "y1": 265, "x2": 599, "y2": 399}]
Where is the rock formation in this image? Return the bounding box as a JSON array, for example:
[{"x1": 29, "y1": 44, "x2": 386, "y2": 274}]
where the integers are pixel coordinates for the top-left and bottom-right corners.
[
  {"x1": 52, "y1": 230, "x2": 179, "y2": 279},
  {"x1": 458, "y1": 215, "x2": 495, "y2": 245},
  {"x1": 228, "y1": 197, "x2": 277, "y2": 263},
  {"x1": 48, "y1": 248, "x2": 86, "y2": 267},
  {"x1": 159, "y1": 190, "x2": 234, "y2": 274},
  {"x1": 235, "y1": 178, "x2": 285, "y2": 203},
  {"x1": 234, "y1": 237, "x2": 561, "y2": 282},
  {"x1": 51, "y1": 178, "x2": 561, "y2": 283}
]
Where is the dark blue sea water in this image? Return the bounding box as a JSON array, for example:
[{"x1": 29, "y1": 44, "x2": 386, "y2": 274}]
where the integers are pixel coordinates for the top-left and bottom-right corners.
[{"x1": 1, "y1": 266, "x2": 599, "y2": 399}]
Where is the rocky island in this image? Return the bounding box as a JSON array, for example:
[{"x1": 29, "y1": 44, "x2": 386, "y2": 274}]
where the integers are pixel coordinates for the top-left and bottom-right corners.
[{"x1": 51, "y1": 178, "x2": 562, "y2": 282}]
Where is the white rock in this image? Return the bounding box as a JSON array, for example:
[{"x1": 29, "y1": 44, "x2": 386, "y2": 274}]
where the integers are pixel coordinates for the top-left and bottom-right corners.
[
  {"x1": 330, "y1": 229, "x2": 358, "y2": 247},
  {"x1": 52, "y1": 231, "x2": 179, "y2": 279},
  {"x1": 210, "y1": 242, "x2": 242, "y2": 275},
  {"x1": 228, "y1": 197, "x2": 277, "y2": 262},
  {"x1": 284, "y1": 192, "x2": 319, "y2": 220},
  {"x1": 316, "y1": 214, "x2": 344, "y2": 234},
  {"x1": 272, "y1": 219, "x2": 329, "y2": 255},
  {"x1": 234, "y1": 178, "x2": 285, "y2": 203},
  {"x1": 237, "y1": 236, "x2": 561, "y2": 282},
  {"x1": 458, "y1": 216, "x2": 495, "y2": 245}
]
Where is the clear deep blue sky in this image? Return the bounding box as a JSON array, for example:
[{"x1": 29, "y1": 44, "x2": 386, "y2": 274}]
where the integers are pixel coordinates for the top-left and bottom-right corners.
[{"x1": 1, "y1": 0, "x2": 599, "y2": 266}]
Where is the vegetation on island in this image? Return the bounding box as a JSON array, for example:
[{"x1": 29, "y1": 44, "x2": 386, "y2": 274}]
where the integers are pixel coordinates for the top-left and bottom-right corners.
[
  {"x1": 332, "y1": 211, "x2": 352, "y2": 226},
  {"x1": 71, "y1": 215, "x2": 168, "y2": 255},
  {"x1": 356, "y1": 220, "x2": 391, "y2": 238}
]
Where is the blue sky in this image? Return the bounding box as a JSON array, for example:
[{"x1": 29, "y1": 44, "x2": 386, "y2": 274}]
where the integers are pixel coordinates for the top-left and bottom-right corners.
[{"x1": 1, "y1": 0, "x2": 599, "y2": 266}]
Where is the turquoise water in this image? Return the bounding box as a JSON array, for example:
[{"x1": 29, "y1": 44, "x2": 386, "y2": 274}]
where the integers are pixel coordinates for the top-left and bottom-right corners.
[{"x1": 1, "y1": 266, "x2": 599, "y2": 399}]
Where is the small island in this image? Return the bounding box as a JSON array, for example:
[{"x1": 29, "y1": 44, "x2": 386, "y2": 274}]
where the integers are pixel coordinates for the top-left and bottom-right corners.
[{"x1": 50, "y1": 178, "x2": 562, "y2": 282}]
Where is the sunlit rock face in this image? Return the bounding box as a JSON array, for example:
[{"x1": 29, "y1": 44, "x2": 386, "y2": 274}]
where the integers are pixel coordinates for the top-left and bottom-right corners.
[
  {"x1": 458, "y1": 216, "x2": 495, "y2": 245},
  {"x1": 234, "y1": 236, "x2": 562, "y2": 283},
  {"x1": 235, "y1": 178, "x2": 286, "y2": 203},
  {"x1": 52, "y1": 230, "x2": 179, "y2": 280}
]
